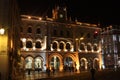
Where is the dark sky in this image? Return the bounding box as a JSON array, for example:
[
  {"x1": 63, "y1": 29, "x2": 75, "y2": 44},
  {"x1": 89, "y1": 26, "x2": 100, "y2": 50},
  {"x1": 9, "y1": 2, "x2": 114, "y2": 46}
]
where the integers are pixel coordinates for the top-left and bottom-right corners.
[{"x1": 17, "y1": 0, "x2": 120, "y2": 27}]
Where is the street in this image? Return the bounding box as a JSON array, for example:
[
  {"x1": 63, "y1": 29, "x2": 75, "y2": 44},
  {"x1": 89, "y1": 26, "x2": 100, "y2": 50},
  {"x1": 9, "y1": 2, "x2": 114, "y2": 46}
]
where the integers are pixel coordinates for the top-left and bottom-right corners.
[{"x1": 15, "y1": 69, "x2": 120, "y2": 80}]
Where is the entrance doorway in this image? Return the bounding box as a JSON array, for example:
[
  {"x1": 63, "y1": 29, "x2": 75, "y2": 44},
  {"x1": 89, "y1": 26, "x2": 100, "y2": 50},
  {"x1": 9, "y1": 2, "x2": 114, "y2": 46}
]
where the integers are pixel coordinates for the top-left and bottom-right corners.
[{"x1": 50, "y1": 56, "x2": 60, "y2": 70}]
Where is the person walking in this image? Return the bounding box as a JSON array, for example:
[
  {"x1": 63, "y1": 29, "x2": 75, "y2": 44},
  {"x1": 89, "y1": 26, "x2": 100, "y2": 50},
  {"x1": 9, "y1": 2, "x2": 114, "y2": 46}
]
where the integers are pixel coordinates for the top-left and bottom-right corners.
[
  {"x1": 90, "y1": 67, "x2": 96, "y2": 80},
  {"x1": 46, "y1": 67, "x2": 51, "y2": 77},
  {"x1": 52, "y1": 67, "x2": 55, "y2": 75}
]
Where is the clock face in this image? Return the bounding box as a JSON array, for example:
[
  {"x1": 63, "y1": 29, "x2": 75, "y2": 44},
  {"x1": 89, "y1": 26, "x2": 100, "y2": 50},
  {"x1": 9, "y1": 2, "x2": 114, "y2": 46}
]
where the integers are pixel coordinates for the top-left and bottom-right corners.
[{"x1": 59, "y1": 14, "x2": 63, "y2": 18}]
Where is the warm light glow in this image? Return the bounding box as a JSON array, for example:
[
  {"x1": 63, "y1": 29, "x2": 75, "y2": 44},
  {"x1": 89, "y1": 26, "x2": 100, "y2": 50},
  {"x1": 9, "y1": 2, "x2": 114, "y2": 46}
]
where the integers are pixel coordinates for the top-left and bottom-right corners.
[
  {"x1": 76, "y1": 62, "x2": 79, "y2": 70},
  {"x1": 42, "y1": 36, "x2": 47, "y2": 50},
  {"x1": 33, "y1": 47, "x2": 36, "y2": 50},
  {"x1": 10, "y1": 40, "x2": 13, "y2": 49},
  {"x1": 75, "y1": 38, "x2": 78, "y2": 41},
  {"x1": 28, "y1": 16, "x2": 31, "y2": 19},
  {"x1": 39, "y1": 17, "x2": 42, "y2": 20},
  {"x1": 0, "y1": 28, "x2": 5, "y2": 35},
  {"x1": 64, "y1": 49, "x2": 67, "y2": 52},
  {"x1": 80, "y1": 37, "x2": 84, "y2": 40},
  {"x1": 26, "y1": 48, "x2": 29, "y2": 51},
  {"x1": 71, "y1": 45, "x2": 74, "y2": 52},
  {"x1": 57, "y1": 49, "x2": 60, "y2": 51},
  {"x1": 22, "y1": 38, "x2": 26, "y2": 42},
  {"x1": 23, "y1": 46, "x2": 26, "y2": 50}
]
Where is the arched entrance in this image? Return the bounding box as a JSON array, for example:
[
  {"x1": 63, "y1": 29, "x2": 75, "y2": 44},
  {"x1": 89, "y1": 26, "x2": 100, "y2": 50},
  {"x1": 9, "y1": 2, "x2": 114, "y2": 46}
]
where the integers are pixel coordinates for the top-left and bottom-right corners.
[
  {"x1": 64, "y1": 57, "x2": 75, "y2": 72},
  {"x1": 64, "y1": 57, "x2": 74, "y2": 67},
  {"x1": 34, "y1": 57, "x2": 43, "y2": 71},
  {"x1": 80, "y1": 58, "x2": 87, "y2": 71},
  {"x1": 50, "y1": 56, "x2": 60, "y2": 71},
  {"x1": 25, "y1": 56, "x2": 33, "y2": 69}
]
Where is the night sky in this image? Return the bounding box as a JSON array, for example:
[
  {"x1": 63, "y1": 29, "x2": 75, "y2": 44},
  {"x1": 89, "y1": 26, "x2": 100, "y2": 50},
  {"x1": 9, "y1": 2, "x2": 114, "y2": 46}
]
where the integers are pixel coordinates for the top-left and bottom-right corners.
[{"x1": 17, "y1": 0, "x2": 120, "y2": 27}]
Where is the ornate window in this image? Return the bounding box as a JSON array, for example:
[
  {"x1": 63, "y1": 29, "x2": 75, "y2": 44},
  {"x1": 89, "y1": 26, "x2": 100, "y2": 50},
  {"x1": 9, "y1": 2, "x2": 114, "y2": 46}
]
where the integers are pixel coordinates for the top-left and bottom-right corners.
[
  {"x1": 36, "y1": 28, "x2": 41, "y2": 34},
  {"x1": 66, "y1": 43, "x2": 70, "y2": 50},
  {"x1": 53, "y1": 42, "x2": 57, "y2": 50},
  {"x1": 93, "y1": 45, "x2": 98, "y2": 51},
  {"x1": 87, "y1": 44, "x2": 92, "y2": 51},
  {"x1": 53, "y1": 29, "x2": 57, "y2": 36},
  {"x1": 59, "y1": 43, "x2": 64, "y2": 50},
  {"x1": 27, "y1": 27, "x2": 32, "y2": 33},
  {"x1": 80, "y1": 44, "x2": 85, "y2": 50},
  {"x1": 35, "y1": 41, "x2": 41, "y2": 48},
  {"x1": 26, "y1": 41, "x2": 32, "y2": 48}
]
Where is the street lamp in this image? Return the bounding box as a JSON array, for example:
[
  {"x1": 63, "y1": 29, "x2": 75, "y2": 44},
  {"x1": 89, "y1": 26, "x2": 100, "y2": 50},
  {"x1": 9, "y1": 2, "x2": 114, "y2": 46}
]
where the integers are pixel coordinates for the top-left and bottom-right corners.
[{"x1": 0, "y1": 28, "x2": 5, "y2": 35}]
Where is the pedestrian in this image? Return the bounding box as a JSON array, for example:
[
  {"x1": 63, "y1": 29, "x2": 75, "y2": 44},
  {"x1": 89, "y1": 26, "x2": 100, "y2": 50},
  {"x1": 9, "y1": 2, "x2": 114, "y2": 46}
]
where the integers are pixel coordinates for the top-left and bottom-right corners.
[
  {"x1": 37, "y1": 63, "x2": 40, "y2": 73},
  {"x1": 28, "y1": 69, "x2": 31, "y2": 75},
  {"x1": 52, "y1": 67, "x2": 55, "y2": 75},
  {"x1": 90, "y1": 67, "x2": 96, "y2": 80},
  {"x1": 46, "y1": 67, "x2": 51, "y2": 77}
]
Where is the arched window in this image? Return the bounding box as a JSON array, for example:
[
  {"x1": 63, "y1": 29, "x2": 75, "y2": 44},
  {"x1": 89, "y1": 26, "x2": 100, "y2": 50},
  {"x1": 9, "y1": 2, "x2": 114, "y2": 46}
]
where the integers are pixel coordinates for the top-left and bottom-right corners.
[
  {"x1": 66, "y1": 30, "x2": 70, "y2": 37},
  {"x1": 26, "y1": 41, "x2": 32, "y2": 48},
  {"x1": 53, "y1": 42, "x2": 57, "y2": 50},
  {"x1": 59, "y1": 43, "x2": 64, "y2": 50},
  {"x1": 60, "y1": 30, "x2": 63, "y2": 36},
  {"x1": 87, "y1": 33, "x2": 91, "y2": 38},
  {"x1": 80, "y1": 44, "x2": 85, "y2": 50},
  {"x1": 35, "y1": 41, "x2": 41, "y2": 48},
  {"x1": 81, "y1": 32, "x2": 84, "y2": 37},
  {"x1": 93, "y1": 45, "x2": 98, "y2": 51},
  {"x1": 53, "y1": 29, "x2": 57, "y2": 36},
  {"x1": 34, "y1": 57, "x2": 43, "y2": 69},
  {"x1": 20, "y1": 40, "x2": 23, "y2": 48},
  {"x1": 25, "y1": 56, "x2": 33, "y2": 69},
  {"x1": 36, "y1": 28, "x2": 41, "y2": 34},
  {"x1": 66, "y1": 43, "x2": 70, "y2": 50},
  {"x1": 20, "y1": 27, "x2": 23, "y2": 32},
  {"x1": 87, "y1": 44, "x2": 92, "y2": 51},
  {"x1": 27, "y1": 27, "x2": 32, "y2": 33}
]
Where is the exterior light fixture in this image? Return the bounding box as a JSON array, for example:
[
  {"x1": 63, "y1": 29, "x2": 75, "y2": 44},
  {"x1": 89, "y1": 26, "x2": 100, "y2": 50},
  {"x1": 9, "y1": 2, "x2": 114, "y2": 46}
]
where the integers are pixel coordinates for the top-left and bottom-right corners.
[
  {"x1": 28, "y1": 16, "x2": 31, "y2": 19},
  {"x1": 0, "y1": 28, "x2": 5, "y2": 35},
  {"x1": 80, "y1": 37, "x2": 84, "y2": 40},
  {"x1": 39, "y1": 17, "x2": 42, "y2": 20}
]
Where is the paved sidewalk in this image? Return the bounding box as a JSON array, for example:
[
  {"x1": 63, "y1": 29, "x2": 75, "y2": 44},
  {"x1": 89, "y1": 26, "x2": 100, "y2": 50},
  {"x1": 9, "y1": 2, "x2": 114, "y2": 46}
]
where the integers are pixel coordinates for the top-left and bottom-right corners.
[
  {"x1": 14, "y1": 69, "x2": 120, "y2": 80},
  {"x1": 15, "y1": 71, "x2": 80, "y2": 80}
]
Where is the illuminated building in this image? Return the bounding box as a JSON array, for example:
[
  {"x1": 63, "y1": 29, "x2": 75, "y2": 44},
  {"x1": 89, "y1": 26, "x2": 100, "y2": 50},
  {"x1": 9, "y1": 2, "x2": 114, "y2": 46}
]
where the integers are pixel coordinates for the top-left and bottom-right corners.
[
  {"x1": 101, "y1": 25, "x2": 120, "y2": 69},
  {"x1": 20, "y1": 6, "x2": 102, "y2": 72}
]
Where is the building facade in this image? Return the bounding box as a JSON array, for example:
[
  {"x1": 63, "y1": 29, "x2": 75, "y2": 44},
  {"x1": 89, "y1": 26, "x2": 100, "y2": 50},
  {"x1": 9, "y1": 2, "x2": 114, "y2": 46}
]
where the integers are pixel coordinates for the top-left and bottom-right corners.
[
  {"x1": 101, "y1": 25, "x2": 120, "y2": 69},
  {"x1": 20, "y1": 6, "x2": 102, "y2": 72}
]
